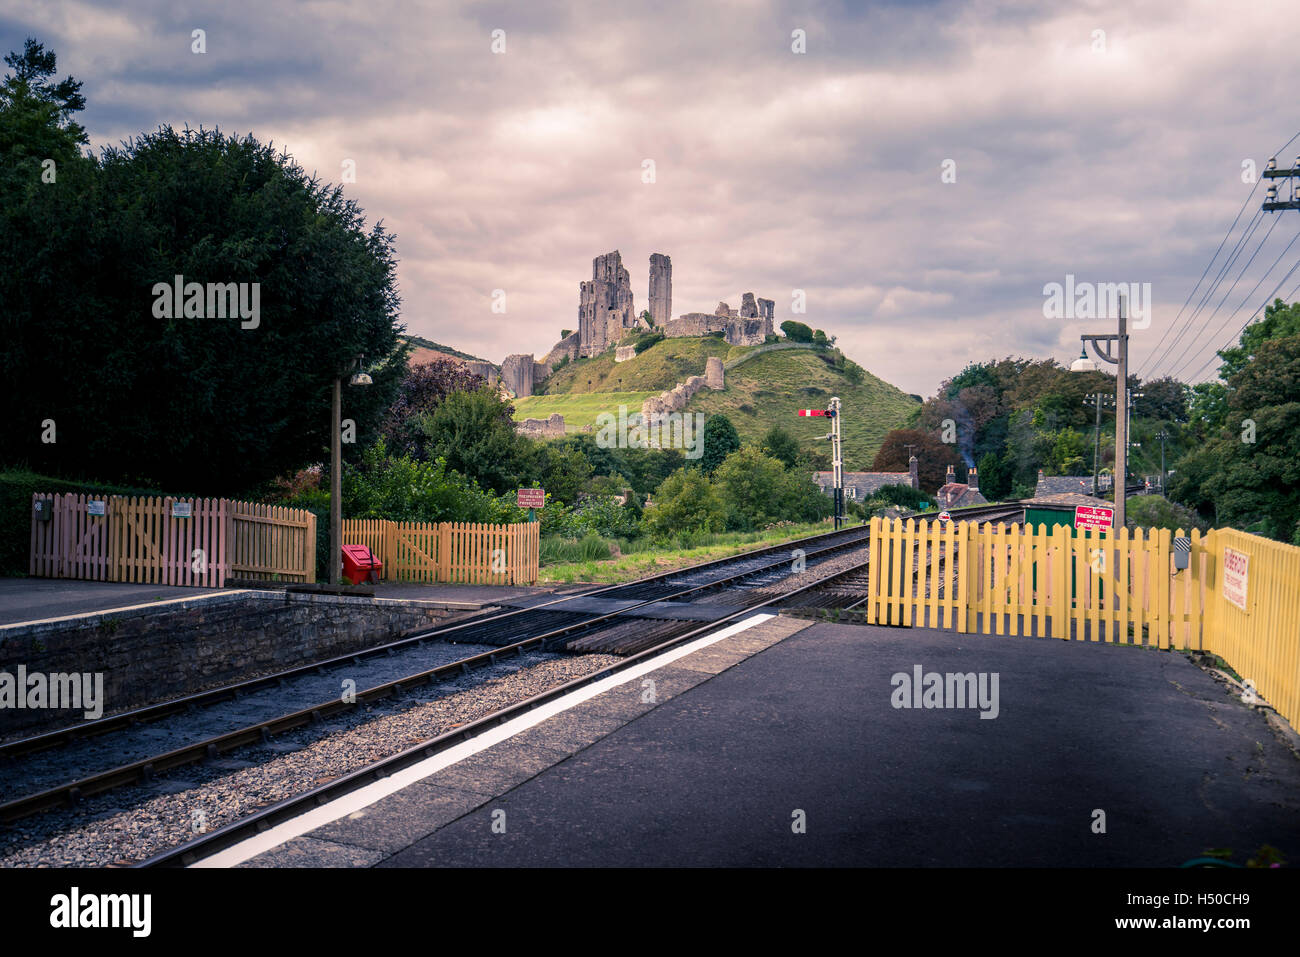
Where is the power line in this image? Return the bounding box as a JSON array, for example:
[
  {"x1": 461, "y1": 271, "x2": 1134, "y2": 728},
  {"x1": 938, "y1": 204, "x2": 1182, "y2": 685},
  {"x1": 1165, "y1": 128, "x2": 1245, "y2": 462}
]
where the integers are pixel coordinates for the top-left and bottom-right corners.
[
  {"x1": 1182, "y1": 256, "x2": 1300, "y2": 382},
  {"x1": 1140, "y1": 208, "x2": 1266, "y2": 378},
  {"x1": 1135, "y1": 179, "x2": 1262, "y2": 378},
  {"x1": 1169, "y1": 221, "x2": 1300, "y2": 380},
  {"x1": 1159, "y1": 212, "x2": 1282, "y2": 379},
  {"x1": 1138, "y1": 131, "x2": 1300, "y2": 378}
]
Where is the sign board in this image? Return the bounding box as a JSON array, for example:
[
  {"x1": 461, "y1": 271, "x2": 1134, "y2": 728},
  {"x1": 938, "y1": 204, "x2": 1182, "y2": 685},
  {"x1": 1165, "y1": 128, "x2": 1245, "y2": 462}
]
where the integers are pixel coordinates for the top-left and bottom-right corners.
[
  {"x1": 938, "y1": 510, "x2": 952, "y2": 523},
  {"x1": 1074, "y1": 505, "x2": 1114, "y2": 531},
  {"x1": 517, "y1": 488, "x2": 545, "y2": 509},
  {"x1": 796, "y1": 409, "x2": 826, "y2": 416},
  {"x1": 87, "y1": 500, "x2": 106, "y2": 516},
  {"x1": 1222, "y1": 546, "x2": 1250, "y2": 612},
  {"x1": 171, "y1": 502, "x2": 192, "y2": 519}
]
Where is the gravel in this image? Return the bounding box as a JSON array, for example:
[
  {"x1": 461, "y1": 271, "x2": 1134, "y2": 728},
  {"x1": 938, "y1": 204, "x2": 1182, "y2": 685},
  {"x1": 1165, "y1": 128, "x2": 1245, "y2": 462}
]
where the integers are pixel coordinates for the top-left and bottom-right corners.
[{"x1": 0, "y1": 653, "x2": 618, "y2": 867}]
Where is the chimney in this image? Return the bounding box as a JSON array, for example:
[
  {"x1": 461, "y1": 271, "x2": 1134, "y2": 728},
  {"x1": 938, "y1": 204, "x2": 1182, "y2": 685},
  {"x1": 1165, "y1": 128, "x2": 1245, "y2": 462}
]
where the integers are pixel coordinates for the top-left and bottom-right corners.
[
  {"x1": 1038, "y1": 468, "x2": 1046, "y2": 485},
  {"x1": 945, "y1": 464, "x2": 955, "y2": 485},
  {"x1": 969, "y1": 466, "x2": 979, "y2": 493},
  {"x1": 909, "y1": 455, "x2": 919, "y2": 490}
]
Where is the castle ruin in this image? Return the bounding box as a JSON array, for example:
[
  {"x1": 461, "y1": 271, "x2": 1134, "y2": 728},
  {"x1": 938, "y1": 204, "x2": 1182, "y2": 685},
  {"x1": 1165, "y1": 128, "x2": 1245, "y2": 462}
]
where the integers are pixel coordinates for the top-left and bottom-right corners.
[{"x1": 498, "y1": 249, "x2": 777, "y2": 399}]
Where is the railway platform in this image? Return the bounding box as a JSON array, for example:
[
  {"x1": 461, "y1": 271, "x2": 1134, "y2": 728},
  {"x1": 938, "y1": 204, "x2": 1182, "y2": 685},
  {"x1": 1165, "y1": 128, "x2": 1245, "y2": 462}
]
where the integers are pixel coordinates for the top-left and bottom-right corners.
[{"x1": 221, "y1": 614, "x2": 1300, "y2": 868}]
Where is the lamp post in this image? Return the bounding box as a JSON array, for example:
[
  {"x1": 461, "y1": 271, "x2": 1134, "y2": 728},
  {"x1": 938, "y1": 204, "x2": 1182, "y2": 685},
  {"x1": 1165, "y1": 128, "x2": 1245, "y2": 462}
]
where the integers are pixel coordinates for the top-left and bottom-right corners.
[
  {"x1": 330, "y1": 356, "x2": 372, "y2": 585},
  {"x1": 1070, "y1": 294, "x2": 1129, "y2": 530}
]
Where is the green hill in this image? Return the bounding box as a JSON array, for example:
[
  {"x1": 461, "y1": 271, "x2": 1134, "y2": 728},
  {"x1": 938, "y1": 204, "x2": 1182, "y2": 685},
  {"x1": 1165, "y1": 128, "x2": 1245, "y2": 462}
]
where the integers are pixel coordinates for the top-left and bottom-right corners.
[
  {"x1": 538, "y1": 337, "x2": 743, "y2": 394},
  {"x1": 516, "y1": 337, "x2": 918, "y2": 468},
  {"x1": 686, "y1": 349, "x2": 918, "y2": 471}
]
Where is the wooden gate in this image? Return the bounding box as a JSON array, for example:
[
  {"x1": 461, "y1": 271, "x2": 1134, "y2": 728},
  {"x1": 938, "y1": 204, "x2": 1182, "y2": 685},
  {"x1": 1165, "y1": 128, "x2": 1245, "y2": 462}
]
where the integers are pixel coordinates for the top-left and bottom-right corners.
[{"x1": 30, "y1": 493, "x2": 312, "y2": 586}]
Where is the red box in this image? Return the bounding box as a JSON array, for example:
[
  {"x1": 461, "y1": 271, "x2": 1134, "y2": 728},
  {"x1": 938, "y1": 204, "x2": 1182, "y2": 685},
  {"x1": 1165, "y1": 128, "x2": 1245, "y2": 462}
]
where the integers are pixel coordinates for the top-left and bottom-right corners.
[{"x1": 341, "y1": 544, "x2": 382, "y2": 585}]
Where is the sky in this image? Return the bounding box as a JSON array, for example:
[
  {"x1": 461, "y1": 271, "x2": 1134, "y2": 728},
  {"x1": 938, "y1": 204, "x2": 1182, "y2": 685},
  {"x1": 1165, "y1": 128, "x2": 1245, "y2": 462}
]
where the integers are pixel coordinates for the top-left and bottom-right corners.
[{"x1": 4, "y1": 0, "x2": 1300, "y2": 397}]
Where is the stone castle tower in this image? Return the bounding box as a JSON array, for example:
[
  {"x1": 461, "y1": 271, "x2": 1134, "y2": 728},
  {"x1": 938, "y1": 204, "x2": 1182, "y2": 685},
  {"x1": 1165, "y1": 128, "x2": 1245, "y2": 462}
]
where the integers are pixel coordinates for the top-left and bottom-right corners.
[
  {"x1": 648, "y1": 253, "x2": 672, "y2": 327},
  {"x1": 578, "y1": 250, "x2": 642, "y2": 358}
]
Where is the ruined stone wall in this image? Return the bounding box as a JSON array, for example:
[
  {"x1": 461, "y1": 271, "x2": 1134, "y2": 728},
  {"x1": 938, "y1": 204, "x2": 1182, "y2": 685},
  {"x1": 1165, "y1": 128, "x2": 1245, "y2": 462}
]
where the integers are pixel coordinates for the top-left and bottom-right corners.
[
  {"x1": 516, "y1": 413, "x2": 566, "y2": 438},
  {"x1": 543, "y1": 331, "x2": 581, "y2": 368},
  {"x1": 500, "y1": 353, "x2": 535, "y2": 398},
  {"x1": 649, "y1": 253, "x2": 672, "y2": 327},
  {"x1": 464, "y1": 360, "x2": 500, "y2": 386}
]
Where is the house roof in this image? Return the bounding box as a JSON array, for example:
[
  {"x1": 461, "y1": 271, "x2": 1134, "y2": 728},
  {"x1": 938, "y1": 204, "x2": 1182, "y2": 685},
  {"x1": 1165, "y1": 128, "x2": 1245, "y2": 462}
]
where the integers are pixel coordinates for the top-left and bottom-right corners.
[
  {"x1": 1023, "y1": 491, "x2": 1112, "y2": 508},
  {"x1": 937, "y1": 484, "x2": 988, "y2": 508},
  {"x1": 1035, "y1": 475, "x2": 1096, "y2": 497},
  {"x1": 813, "y1": 471, "x2": 913, "y2": 497}
]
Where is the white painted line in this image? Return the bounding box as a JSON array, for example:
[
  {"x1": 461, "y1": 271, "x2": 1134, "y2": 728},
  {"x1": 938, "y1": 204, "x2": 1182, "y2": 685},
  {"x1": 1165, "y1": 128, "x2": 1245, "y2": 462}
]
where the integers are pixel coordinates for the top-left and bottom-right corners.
[{"x1": 195, "y1": 613, "x2": 776, "y2": 868}]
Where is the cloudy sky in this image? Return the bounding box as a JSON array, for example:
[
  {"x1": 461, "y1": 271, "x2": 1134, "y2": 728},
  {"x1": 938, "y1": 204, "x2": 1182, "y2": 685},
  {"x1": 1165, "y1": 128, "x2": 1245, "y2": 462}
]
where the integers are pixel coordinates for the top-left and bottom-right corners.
[{"x1": 5, "y1": 0, "x2": 1299, "y2": 396}]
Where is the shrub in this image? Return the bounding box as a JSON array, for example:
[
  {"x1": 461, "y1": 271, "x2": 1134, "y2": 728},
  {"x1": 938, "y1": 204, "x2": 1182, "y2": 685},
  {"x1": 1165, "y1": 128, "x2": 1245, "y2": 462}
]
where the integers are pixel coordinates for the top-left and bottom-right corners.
[
  {"x1": 644, "y1": 468, "x2": 727, "y2": 538},
  {"x1": 1126, "y1": 494, "x2": 1210, "y2": 532}
]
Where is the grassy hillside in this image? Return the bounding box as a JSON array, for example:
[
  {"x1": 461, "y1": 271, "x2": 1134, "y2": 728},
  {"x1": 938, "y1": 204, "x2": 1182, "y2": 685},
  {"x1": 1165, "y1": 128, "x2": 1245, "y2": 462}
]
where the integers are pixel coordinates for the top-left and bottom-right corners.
[
  {"x1": 538, "y1": 337, "x2": 748, "y2": 394},
  {"x1": 513, "y1": 391, "x2": 659, "y2": 431},
  {"x1": 686, "y1": 349, "x2": 919, "y2": 471},
  {"x1": 403, "y1": 335, "x2": 489, "y2": 364}
]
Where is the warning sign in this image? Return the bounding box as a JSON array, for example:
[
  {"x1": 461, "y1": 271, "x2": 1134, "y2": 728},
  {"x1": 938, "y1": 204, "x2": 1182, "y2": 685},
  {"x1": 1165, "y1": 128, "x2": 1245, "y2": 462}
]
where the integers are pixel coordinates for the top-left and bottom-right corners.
[
  {"x1": 1222, "y1": 546, "x2": 1250, "y2": 612},
  {"x1": 517, "y1": 488, "x2": 545, "y2": 509},
  {"x1": 1073, "y1": 505, "x2": 1114, "y2": 530}
]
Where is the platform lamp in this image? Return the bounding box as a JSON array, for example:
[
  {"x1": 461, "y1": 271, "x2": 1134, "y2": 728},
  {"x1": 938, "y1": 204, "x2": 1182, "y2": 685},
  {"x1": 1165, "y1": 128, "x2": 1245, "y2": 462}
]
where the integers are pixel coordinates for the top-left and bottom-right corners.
[
  {"x1": 1070, "y1": 293, "x2": 1129, "y2": 530},
  {"x1": 331, "y1": 355, "x2": 372, "y2": 586}
]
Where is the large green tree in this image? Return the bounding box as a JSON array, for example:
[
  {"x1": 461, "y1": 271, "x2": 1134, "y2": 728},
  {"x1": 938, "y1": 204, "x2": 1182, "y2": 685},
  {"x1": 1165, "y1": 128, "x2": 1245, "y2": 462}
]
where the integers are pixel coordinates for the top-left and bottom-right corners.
[
  {"x1": 419, "y1": 386, "x2": 537, "y2": 496},
  {"x1": 2, "y1": 88, "x2": 405, "y2": 492},
  {"x1": 700, "y1": 414, "x2": 741, "y2": 474}
]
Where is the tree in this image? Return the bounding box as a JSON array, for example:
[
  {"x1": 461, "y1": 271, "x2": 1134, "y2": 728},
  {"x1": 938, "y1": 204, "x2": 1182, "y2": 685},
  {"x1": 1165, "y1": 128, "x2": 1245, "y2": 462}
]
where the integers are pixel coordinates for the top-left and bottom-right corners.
[
  {"x1": 1, "y1": 121, "x2": 405, "y2": 493},
  {"x1": 419, "y1": 386, "x2": 536, "y2": 496},
  {"x1": 780, "y1": 320, "x2": 813, "y2": 342},
  {"x1": 812, "y1": 329, "x2": 829, "y2": 347},
  {"x1": 381, "y1": 358, "x2": 484, "y2": 457},
  {"x1": 1139, "y1": 376, "x2": 1190, "y2": 424},
  {"x1": 533, "y1": 444, "x2": 594, "y2": 504},
  {"x1": 644, "y1": 468, "x2": 727, "y2": 537},
  {"x1": 700, "y1": 414, "x2": 741, "y2": 474},
  {"x1": 872, "y1": 428, "x2": 962, "y2": 491},
  {"x1": 761, "y1": 425, "x2": 802, "y2": 470},
  {"x1": 641, "y1": 309, "x2": 654, "y2": 328},
  {"x1": 712, "y1": 446, "x2": 789, "y2": 528},
  {"x1": 0, "y1": 37, "x2": 87, "y2": 189}
]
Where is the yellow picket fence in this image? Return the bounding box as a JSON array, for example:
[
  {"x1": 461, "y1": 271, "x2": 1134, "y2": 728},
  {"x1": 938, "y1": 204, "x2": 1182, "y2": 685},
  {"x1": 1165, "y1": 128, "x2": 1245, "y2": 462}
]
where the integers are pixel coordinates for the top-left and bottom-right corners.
[
  {"x1": 865, "y1": 516, "x2": 1300, "y2": 728},
  {"x1": 341, "y1": 518, "x2": 539, "y2": 585},
  {"x1": 30, "y1": 493, "x2": 316, "y2": 586}
]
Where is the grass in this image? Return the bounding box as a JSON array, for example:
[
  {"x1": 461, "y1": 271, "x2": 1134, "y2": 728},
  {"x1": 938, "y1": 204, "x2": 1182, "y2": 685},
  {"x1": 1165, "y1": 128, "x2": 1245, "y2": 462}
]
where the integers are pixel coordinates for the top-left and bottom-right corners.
[
  {"x1": 537, "y1": 520, "x2": 838, "y2": 584},
  {"x1": 538, "y1": 337, "x2": 748, "y2": 394},
  {"x1": 512, "y1": 391, "x2": 660, "y2": 431},
  {"x1": 686, "y1": 349, "x2": 919, "y2": 471}
]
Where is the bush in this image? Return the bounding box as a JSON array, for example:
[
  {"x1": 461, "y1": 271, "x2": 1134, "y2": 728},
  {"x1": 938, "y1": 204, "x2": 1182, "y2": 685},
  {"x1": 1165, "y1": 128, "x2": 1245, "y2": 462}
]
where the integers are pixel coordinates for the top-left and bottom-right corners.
[
  {"x1": 343, "y1": 441, "x2": 523, "y2": 524},
  {"x1": 644, "y1": 468, "x2": 727, "y2": 538},
  {"x1": 540, "y1": 532, "x2": 611, "y2": 565},
  {"x1": 633, "y1": 331, "x2": 664, "y2": 354},
  {"x1": 1126, "y1": 495, "x2": 1210, "y2": 533},
  {"x1": 780, "y1": 320, "x2": 814, "y2": 342},
  {"x1": 0, "y1": 470, "x2": 171, "y2": 576}
]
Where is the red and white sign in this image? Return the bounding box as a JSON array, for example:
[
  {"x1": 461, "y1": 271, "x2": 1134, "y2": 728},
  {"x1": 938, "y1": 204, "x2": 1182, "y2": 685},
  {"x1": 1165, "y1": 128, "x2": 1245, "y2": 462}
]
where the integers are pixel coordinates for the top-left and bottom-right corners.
[
  {"x1": 1222, "y1": 546, "x2": 1250, "y2": 611},
  {"x1": 517, "y1": 488, "x2": 545, "y2": 509},
  {"x1": 797, "y1": 409, "x2": 826, "y2": 416},
  {"x1": 1074, "y1": 505, "x2": 1114, "y2": 531},
  {"x1": 938, "y1": 510, "x2": 952, "y2": 523}
]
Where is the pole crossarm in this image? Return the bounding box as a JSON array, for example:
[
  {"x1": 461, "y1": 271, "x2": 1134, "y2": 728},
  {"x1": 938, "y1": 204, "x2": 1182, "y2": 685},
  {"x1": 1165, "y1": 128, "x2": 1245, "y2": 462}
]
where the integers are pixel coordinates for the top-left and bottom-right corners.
[{"x1": 1082, "y1": 333, "x2": 1121, "y2": 365}]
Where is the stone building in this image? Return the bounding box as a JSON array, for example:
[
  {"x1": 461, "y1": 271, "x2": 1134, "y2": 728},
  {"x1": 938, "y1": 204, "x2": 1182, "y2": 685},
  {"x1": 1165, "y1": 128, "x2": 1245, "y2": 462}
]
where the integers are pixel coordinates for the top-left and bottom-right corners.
[
  {"x1": 649, "y1": 253, "x2": 672, "y2": 327},
  {"x1": 577, "y1": 250, "x2": 645, "y2": 358},
  {"x1": 935, "y1": 465, "x2": 988, "y2": 510}
]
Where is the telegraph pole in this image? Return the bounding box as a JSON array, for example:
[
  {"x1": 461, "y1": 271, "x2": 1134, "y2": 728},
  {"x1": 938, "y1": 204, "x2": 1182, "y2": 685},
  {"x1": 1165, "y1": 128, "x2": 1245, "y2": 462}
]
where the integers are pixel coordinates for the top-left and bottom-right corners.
[
  {"x1": 1155, "y1": 429, "x2": 1169, "y2": 494},
  {"x1": 1083, "y1": 393, "x2": 1114, "y2": 496},
  {"x1": 1074, "y1": 293, "x2": 1130, "y2": 529}
]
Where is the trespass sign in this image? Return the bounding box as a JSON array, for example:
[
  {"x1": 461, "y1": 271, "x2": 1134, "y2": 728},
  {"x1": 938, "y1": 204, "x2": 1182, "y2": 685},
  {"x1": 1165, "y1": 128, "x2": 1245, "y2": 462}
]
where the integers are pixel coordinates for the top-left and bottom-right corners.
[{"x1": 1222, "y1": 546, "x2": 1250, "y2": 612}]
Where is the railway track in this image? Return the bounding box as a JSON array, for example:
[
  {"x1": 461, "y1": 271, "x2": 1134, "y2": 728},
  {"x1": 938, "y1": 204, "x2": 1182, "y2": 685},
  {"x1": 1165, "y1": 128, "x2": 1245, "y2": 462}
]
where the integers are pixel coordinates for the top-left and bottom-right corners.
[
  {"x1": 0, "y1": 520, "x2": 873, "y2": 826},
  {"x1": 136, "y1": 554, "x2": 878, "y2": 868}
]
